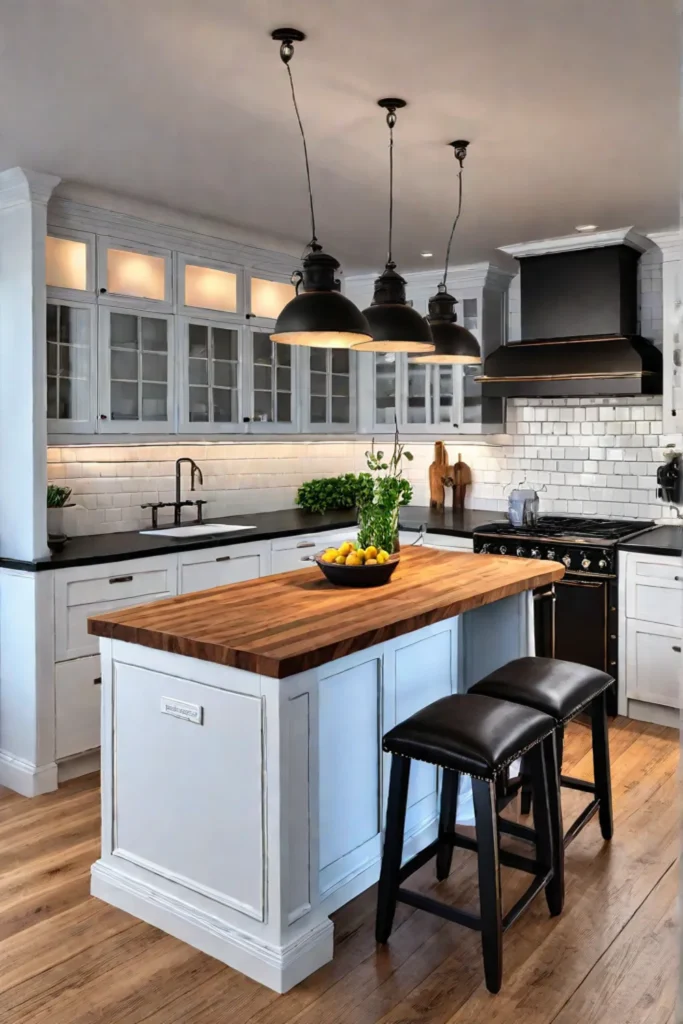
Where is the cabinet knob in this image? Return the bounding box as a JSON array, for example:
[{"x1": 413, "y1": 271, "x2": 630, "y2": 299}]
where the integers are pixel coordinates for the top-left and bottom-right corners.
[
  {"x1": 673, "y1": 645, "x2": 681, "y2": 653},
  {"x1": 99, "y1": 287, "x2": 107, "y2": 294},
  {"x1": 100, "y1": 413, "x2": 108, "y2": 420}
]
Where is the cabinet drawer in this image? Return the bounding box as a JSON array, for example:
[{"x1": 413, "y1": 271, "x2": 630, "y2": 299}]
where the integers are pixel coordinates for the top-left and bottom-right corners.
[
  {"x1": 55, "y1": 556, "x2": 176, "y2": 661},
  {"x1": 271, "y1": 529, "x2": 353, "y2": 574},
  {"x1": 424, "y1": 532, "x2": 473, "y2": 551},
  {"x1": 625, "y1": 554, "x2": 683, "y2": 627},
  {"x1": 625, "y1": 619, "x2": 682, "y2": 709},
  {"x1": 179, "y1": 541, "x2": 266, "y2": 593},
  {"x1": 55, "y1": 655, "x2": 102, "y2": 759}
]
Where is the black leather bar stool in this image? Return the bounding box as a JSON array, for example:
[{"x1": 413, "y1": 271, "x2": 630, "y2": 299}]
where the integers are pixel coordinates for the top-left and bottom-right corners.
[
  {"x1": 470, "y1": 657, "x2": 614, "y2": 846},
  {"x1": 376, "y1": 693, "x2": 563, "y2": 994}
]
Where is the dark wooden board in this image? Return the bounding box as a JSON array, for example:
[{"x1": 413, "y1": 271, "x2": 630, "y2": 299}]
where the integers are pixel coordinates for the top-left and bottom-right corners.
[{"x1": 88, "y1": 547, "x2": 564, "y2": 678}]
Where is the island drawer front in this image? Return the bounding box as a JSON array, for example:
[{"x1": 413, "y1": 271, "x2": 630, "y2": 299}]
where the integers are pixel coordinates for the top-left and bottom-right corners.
[
  {"x1": 625, "y1": 618, "x2": 682, "y2": 709},
  {"x1": 55, "y1": 557, "x2": 177, "y2": 661},
  {"x1": 625, "y1": 554, "x2": 683, "y2": 627},
  {"x1": 55, "y1": 655, "x2": 102, "y2": 759}
]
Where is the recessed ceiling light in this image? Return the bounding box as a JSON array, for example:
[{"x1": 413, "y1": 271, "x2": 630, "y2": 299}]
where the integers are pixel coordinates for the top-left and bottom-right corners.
[
  {"x1": 575, "y1": 224, "x2": 598, "y2": 232},
  {"x1": 420, "y1": 251, "x2": 433, "y2": 258}
]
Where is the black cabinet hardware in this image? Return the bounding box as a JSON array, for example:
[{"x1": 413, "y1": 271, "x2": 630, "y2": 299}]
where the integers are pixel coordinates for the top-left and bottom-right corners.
[
  {"x1": 109, "y1": 575, "x2": 133, "y2": 584},
  {"x1": 673, "y1": 646, "x2": 681, "y2": 653},
  {"x1": 93, "y1": 676, "x2": 102, "y2": 685},
  {"x1": 296, "y1": 541, "x2": 316, "y2": 549},
  {"x1": 215, "y1": 555, "x2": 232, "y2": 562}
]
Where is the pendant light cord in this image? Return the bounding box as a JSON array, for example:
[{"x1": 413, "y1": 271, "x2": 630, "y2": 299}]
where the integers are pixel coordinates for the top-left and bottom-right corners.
[
  {"x1": 283, "y1": 59, "x2": 318, "y2": 251},
  {"x1": 441, "y1": 166, "x2": 463, "y2": 291},
  {"x1": 387, "y1": 114, "x2": 394, "y2": 264}
]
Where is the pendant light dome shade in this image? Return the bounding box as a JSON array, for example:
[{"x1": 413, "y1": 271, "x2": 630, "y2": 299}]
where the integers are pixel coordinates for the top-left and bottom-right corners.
[
  {"x1": 354, "y1": 263, "x2": 434, "y2": 352},
  {"x1": 271, "y1": 248, "x2": 372, "y2": 348},
  {"x1": 411, "y1": 285, "x2": 481, "y2": 364}
]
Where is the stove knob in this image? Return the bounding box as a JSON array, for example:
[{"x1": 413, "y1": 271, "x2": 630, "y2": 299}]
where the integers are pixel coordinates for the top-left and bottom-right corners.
[
  {"x1": 598, "y1": 559, "x2": 608, "y2": 570},
  {"x1": 547, "y1": 549, "x2": 556, "y2": 561},
  {"x1": 562, "y1": 554, "x2": 572, "y2": 568},
  {"x1": 531, "y1": 547, "x2": 541, "y2": 559},
  {"x1": 499, "y1": 545, "x2": 508, "y2": 554},
  {"x1": 581, "y1": 556, "x2": 591, "y2": 570},
  {"x1": 480, "y1": 542, "x2": 490, "y2": 554},
  {"x1": 516, "y1": 546, "x2": 526, "y2": 557}
]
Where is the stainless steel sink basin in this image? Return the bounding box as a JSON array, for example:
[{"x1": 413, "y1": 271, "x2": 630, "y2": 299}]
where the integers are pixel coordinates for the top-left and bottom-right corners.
[{"x1": 139, "y1": 524, "x2": 257, "y2": 538}]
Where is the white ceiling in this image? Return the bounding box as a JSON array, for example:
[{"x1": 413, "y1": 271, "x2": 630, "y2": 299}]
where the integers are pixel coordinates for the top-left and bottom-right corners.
[{"x1": 0, "y1": 0, "x2": 679, "y2": 273}]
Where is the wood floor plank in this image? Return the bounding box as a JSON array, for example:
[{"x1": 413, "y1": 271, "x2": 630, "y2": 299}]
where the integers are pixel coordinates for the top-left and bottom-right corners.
[{"x1": 0, "y1": 720, "x2": 676, "y2": 1024}]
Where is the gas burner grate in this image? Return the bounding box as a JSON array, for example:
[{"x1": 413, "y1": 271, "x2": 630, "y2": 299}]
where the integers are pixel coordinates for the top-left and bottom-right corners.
[{"x1": 475, "y1": 515, "x2": 653, "y2": 542}]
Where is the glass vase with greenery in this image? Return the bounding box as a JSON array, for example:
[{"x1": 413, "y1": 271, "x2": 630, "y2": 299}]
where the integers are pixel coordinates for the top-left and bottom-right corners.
[{"x1": 356, "y1": 425, "x2": 413, "y2": 555}]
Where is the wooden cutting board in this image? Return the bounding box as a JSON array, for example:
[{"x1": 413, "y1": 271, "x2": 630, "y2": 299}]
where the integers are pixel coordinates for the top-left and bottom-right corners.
[
  {"x1": 429, "y1": 441, "x2": 449, "y2": 510},
  {"x1": 451, "y1": 453, "x2": 472, "y2": 511}
]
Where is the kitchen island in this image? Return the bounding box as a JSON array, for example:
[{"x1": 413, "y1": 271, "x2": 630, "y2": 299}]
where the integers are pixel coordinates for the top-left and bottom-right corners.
[{"x1": 88, "y1": 547, "x2": 563, "y2": 993}]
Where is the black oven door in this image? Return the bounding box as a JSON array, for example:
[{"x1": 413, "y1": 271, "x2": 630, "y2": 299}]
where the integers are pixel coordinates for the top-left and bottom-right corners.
[
  {"x1": 553, "y1": 575, "x2": 609, "y2": 673},
  {"x1": 533, "y1": 584, "x2": 556, "y2": 659}
]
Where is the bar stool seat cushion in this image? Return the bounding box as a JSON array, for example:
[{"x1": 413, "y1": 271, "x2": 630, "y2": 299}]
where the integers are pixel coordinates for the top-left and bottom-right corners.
[
  {"x1": 470, "y1": 657, "x2": 614, "y2": 724},
  {"x1": 382, "y1": 693, "x2": 555, "y2": 780}
]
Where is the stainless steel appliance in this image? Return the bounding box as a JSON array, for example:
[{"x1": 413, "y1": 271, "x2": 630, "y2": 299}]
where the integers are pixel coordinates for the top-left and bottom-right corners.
[{"x1": 473, "y1": 516, "x2": 655, "y2": 708}]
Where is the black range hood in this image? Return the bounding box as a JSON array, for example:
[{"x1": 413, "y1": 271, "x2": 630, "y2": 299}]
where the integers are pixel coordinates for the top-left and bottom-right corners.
[{"x1": 477, "y1": 240, "x2": 662, "y2": 398}]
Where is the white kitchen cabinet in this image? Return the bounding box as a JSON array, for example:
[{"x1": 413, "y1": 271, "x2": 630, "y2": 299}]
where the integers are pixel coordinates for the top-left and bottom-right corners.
[
  {"x1": 97, "y1": 236, "x2": 173, "y2": 311},
  {"x1": 179, "y1": 318, "x2": 243, "y2": 433},
  {"x1": 46, "y1": 300, "x2": 98, "y2": 434},
  {"x1": 98, "y1": 306, "x2": 175, "y2": 432},
  {"x1": 55, "y1": 655, "x2": 103, "y2": 759},
  {"x1": 424, "y1": 532, "x2": 473, "y2": 551},
  {"x1": 245, "y1": 328, "x2": 300, "y2": 433},
  {"x1": 46, "y1": 228, "x2": 96, "y2": 302},
  {"x1": 178, "y1": 541, "x2": 270, "y2": 593},
  {"x1": 270, "y1": 528, "x2": 352, "y2": 574},
  {"x1": 619, "y1": 549, "x2": 682, "y2": 723},
  {"x1": 304, "y1": 347, "x2": 356, "y2": 433},
  {"x1": 245, "y1": 270, "x2": 296, "y2": 329},
  {"x1": 178, "y1": 254, "x2": 242, "y2": 320}
]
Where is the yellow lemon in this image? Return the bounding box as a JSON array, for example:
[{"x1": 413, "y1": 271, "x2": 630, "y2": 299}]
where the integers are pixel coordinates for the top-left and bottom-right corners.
[
  {"x1": 379, "y1": 549, "x2": 390, "y2": 560},
  {"x1": 321, "y1": 551, "x2": 336, "y2": 563},
  {"x1": 346, "y1": 553, "x2": 362, "y2": 566},
  {"x1": 349, "y1": 540, "x2": 358, "y2": 550},
  {"x1": 376, "y1": 551, "x2": 388, "y2": 565},
  {"x1": 355, "y1": 549, "x2": 366, "y2": 562},
  {"x1": 338, "y1": 542, "x2": 352, "y2": 557},
  {"x1": 334, "y1": 554, "x2": 346, "y2": 565},
  {"x1": 324, "y1": 547, "x2": 338, "y2": 557},
  {"x1": 365, "y1": 545, "x2": 378, "y2": 559},
  {"x1": 365, "y1": 558, "x2": 378, "y2": 565}
]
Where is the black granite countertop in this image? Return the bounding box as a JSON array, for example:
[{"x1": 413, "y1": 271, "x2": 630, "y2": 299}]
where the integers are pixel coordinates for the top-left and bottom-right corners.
[
  {"x1": 0, "y1": 506, "x2": 503, "y2": 572},
  {"x1": 618, "y1": 525, "x2": 683, "y2": 557}
]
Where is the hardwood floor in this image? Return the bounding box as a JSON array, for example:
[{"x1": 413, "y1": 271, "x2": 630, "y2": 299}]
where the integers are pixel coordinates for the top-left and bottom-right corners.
[{"x1": 0, "y1": 717, "x2": 677, "y2": 1023}]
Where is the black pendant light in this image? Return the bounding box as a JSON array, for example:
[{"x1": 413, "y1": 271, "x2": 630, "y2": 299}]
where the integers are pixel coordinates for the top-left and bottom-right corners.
[
  {"x1": 353, "y1": 99, "x2": 434, "y2": 354},
  {"x1": 412, "y1": 140, "x2": 481, "y2": 365},
  {"x1": 269, "y1": 29, "x2": 372, "y2": 349}
]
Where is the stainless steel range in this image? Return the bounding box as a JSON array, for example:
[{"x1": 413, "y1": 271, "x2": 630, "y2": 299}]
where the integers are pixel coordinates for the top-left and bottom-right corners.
[{"x1": 473, "y1": 516, "x2": 655, "y2": 708}]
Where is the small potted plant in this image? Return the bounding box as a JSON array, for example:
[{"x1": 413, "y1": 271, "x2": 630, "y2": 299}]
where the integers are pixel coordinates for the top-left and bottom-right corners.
[
  {"x1": 47, "y1": 485, "x2": 73, "y2": 551},
  {"x1": 356, "y1": 423, "x2": 413, "y2": 556}
]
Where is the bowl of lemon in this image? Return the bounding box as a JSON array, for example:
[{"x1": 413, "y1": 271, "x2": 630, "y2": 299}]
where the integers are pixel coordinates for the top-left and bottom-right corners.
[{"x1": 314, "y1": 540, "x2": 399, "y2": 588}]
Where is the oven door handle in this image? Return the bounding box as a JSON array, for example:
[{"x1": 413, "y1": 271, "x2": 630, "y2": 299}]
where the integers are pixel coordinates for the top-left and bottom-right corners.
[
  {"x1": 533, "y1": 588, "x2": 556, "y2": 601},
  {"x1": 556, "y1": 579, "x2": 604, "y2": 589}
]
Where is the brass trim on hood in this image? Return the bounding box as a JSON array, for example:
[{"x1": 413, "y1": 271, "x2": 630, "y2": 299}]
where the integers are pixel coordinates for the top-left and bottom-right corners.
[
  {"x1": 509, "y1": 335, "x2": 630, "y2": 348},
  {"x1": 473, "y1": 370, "x2": 653, "y2": 383}
]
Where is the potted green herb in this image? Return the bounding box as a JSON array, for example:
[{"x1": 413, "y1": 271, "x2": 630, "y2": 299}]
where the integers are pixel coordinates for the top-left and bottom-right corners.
[
  {"x1": 356, "y1": 425, "x2": 413, "y2": 555},
  {"x1": 47, "y1": 485, "x2": 73, "y2": 550}
]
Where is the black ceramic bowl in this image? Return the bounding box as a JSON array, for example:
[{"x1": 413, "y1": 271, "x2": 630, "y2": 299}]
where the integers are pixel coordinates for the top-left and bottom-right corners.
[{"x1": 314, "y1": 553, "x2": 400, "y2": 588}]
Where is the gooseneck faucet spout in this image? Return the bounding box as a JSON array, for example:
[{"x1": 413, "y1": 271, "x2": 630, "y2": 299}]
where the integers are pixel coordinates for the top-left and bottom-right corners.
[{"x1": 174, "y1": 458, "x2": 204, "y2": 525}]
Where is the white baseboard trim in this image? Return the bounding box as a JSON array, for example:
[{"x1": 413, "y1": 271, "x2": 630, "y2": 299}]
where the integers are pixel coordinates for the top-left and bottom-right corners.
[
  {"x1": 627, "y1": 699, "x2": 680, "y2": 730},
  {"x1": 90, "y1": 860, "x2": 334, "y2": 993},
  {"x1": 0, "y1": 750, "x2": 58, "y2": 796},
  {"x1": 58, "y1": 749, "x2": 100, "y2": 783}
]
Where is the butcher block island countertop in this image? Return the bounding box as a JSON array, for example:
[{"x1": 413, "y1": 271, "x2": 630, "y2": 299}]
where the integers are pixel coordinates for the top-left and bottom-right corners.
[{"x1": 88, "y1": 546, "x2": 564, "y2": 679}]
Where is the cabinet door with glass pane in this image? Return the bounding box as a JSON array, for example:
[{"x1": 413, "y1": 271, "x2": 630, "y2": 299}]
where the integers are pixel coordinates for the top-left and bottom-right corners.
[
  {"x1": 179, "y1": 255, "x2": 243, "y2": 321},
  {"x1": 372, "y1": 355, "x2": 462, "y2": 432},
  {"x1": 46, "y1": 301, "x2": 97, "y2": 433},
  {"x1": 307, "y1": 348, "x2": 355, "y2": 431},
  {"x1": 246, "y1": 272, "x2": 296, "y2": 329},
  {"x1": 98, "y1": 307, "x2": 174, "y2": 432},
  {"x1": 248, "y1": 329, "x2": 298, "y2": 432},
  {"x1": 180, "y1": 319, "x2": 242, "y2": 432},
  {"x1": 46, "y1": 229, "x2": 96, "y2": 302},
  {"x1": 97, "y1": 237, "x2": 172, "y2": 311}
]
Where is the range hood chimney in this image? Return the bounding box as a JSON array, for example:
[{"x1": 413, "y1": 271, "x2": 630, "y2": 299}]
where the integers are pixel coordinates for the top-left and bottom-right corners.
[{"x1": 477, "y1": 228, "x2": 662, "y2": 398}]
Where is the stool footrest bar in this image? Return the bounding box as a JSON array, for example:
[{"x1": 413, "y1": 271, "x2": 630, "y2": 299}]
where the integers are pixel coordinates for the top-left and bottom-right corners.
[
  {"x1": 561, "y1": 775, "x2": 596, "y2": 794},
  {"x1": 502, "y1": 871, "x2": 553, "y2": 932},
  {"x1": 397, "y1": 887, "x2": 481, "y2": 931},
  {"x1": 498, "y1": 818, "x2": 537, "y2": 844},
  {"x1": 564, "y1": 799, "x2": 600, "y2": 846},
  {"x1": 398, "y1": 840, "x2": 440, "y2": 884}
]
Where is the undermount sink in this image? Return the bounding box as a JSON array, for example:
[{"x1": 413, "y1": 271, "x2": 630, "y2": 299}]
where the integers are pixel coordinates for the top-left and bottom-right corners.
[{"x1": 140, "y1": 524, "x2": 257, "y2": 538}]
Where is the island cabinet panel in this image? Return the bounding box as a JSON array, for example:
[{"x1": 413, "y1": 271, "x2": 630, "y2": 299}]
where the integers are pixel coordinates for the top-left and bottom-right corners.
[
  {"x1": 626, "y1": 621, "x2": 681, "y2": 709},
  {"x1": 111, "y1": 662, "x2": 265, "y2": 921},
  {"x1": 178, "y1": 540, "x2": 270, "y2": 593},
  {"x1": 55, "y1": 654, "x2": 102, "y2": 759},
  {"x1": 393, "y1": 627, "x2": 454, "y2": 839},
  {"x1": 318, "y1": 656, "x2": 382, "y2": 903}
]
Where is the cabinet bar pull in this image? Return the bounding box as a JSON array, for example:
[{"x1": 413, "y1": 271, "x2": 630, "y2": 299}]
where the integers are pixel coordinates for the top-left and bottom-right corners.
[
  {"x1": 215, "y1": 555, "x2": 232, "y2": 562},
  {"x1": 93, "y1": 676, "x2": 102, "y2": 685},
  {"x1": 300, "y1": 555, "x2": 316, "y2": 562},
  {"x1": 673, "y1": 646, "x2": 681, "y2": 653},
  {"x1": 296, "y1": 541, "x2": 316, "y2": 549},
  {"x1": 109, "y1": 575, "x2": 133, "y2": 584}
]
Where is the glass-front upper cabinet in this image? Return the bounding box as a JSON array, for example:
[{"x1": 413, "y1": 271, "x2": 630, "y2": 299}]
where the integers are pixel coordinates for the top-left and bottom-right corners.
[
  {"x1": 98, "y1": 307, "x2": 174, "y2": 432},
  {"x1": 180, "y1": 319, "x2": 241, "y2": 432},
  {"x1": 45, "y1": 230, "x2": 95, "y2": 301},
  {"x1": 179, "y1": 255, "x2": 242, "y2": 320},
  {"x1": 97, "y1": 237, "x2": 172, "y2": 311},
  {"x1": 370, "y1": 354, "x2": 462, "y2": 432},
  {"x1": 307, "y1": 348, "x2": 355, "y2": 431},
  {"x1": 247, "y1": 329, "x2": 298, "y2": 432},
  {"x1": 246, "y1": 272, "x2": 296, "y2": 328},
  {"x1": 46, "y1": 301, "x2": 97, "y2": 433}
]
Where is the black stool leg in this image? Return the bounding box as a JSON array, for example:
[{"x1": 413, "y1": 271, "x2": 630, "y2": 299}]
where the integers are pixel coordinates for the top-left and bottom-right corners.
[
  {"x1": 436, "y1": 769, "x2": 459, "y2": 881},
  {"x1": 591, "y1": 690, "x2": 613, "y2": 841},
  {"x1": 529, "y1": 736, "x2": 564, "y2": 915},
  {"x1": 472, "y1": 778, "x2": 503, "y2": 994},
  {"x1": 519, "y1": 755, "x2": 532, "y2": 816},
  {"x1": 376, "y1": 755, "x2": 411, "y2": 943}
]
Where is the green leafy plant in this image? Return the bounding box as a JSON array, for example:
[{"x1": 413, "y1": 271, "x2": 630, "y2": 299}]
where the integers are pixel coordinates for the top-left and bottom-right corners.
[
  {"x1": 47, "y1": 485, "x2": 72, "y2": 508},
  {"x1": 356, "y1": 424, "x2": 413, "y2": 554},
  {"x1": 296, "y1": 473, "x2": 371, "y2": 515}
]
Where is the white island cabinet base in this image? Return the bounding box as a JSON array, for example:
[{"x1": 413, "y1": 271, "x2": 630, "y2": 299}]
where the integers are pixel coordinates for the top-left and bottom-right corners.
[{"x1": 91, "y1": 591, "x2": 533, "y2": 993}]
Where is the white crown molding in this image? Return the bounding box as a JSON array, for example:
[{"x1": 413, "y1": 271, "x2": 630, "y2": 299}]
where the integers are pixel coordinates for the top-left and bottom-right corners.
[
  {"x1": 48, "y1": 197, "x2": 301, "y2": 277},
  {"x1": 346, "y1": 260, "x2": 516, "y2": 294},
  {"x1": 0, "y1": 167, "x2": 61, "y2": 212},
  {"x1": 646, "y1": 229, "x2": 680, "y2": 259},
  {"x1": 500, "y1": 226, "x2": 653, "y2": 258}
]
